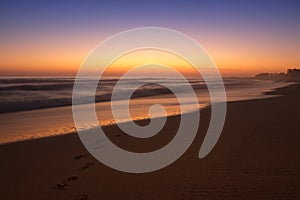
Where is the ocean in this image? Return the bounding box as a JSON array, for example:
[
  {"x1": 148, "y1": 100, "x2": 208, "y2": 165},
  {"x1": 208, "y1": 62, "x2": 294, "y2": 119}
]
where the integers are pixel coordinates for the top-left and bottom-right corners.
[{"x1": 0, "y1": 77, "x2": 290, "y2": 144}]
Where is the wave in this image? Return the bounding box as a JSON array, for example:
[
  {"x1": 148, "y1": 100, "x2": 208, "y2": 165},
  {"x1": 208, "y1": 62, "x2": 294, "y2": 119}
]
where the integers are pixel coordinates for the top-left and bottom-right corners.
[{"x1": 0, "y1": 77, "x2": 254, "y2": 113}]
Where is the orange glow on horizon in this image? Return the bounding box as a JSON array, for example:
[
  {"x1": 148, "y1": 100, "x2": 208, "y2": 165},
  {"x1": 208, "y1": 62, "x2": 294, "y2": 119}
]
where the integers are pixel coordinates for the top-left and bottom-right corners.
[
  {"x1": 102, "y1": 49, "x2": 199, "y2": 77},
  {"x1": 0, "y1": 32, "x2": 299, "y2": 77}
]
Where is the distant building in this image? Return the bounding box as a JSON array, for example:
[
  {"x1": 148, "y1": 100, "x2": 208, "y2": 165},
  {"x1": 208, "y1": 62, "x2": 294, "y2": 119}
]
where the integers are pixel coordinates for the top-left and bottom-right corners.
[
  {"x1": 254, "y1": 72, "x2": 285, "y2": 80},
  {"x1": 254, "y1": 68, "x2": 300, "y2": 81},
  {"x1": 287, "y1": 68, "x2": 300, "y2": 78}
]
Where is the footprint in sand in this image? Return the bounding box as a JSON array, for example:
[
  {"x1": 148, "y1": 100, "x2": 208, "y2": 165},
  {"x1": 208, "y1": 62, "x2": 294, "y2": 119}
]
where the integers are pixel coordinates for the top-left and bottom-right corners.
[
  {"x1": 53, "y1": 183, "x2": 67, "y2": 190},
  {"x1": 74, "y1": 154, "x2": 87, "y2": 160},
  {"x1": 77, "y1": 193, "x2": 89, "y2": 200},
  {"x1": 67, "y1": 175, "x2": 78, "y2": 182},
  {"x1": 53, "y1": 154, "x2": 95, "y2": 193},
  {"x1": 80, "y1": 162, "x2": 95, "y2": 170},
  {"x1": 53, "y1": 175, "x2": 78, "y2": 190}
]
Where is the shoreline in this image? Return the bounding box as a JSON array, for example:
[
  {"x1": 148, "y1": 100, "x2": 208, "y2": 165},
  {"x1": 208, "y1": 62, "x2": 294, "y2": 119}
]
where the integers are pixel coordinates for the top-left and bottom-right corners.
[{"x1": 0, "y1": 81, "x2": 294, "y2": 145}]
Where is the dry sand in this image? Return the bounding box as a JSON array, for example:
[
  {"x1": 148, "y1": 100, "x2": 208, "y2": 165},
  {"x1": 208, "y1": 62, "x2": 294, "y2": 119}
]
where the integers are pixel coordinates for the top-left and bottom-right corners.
[{"x1": 0, "y1": 84, "x2": 299, "y2": 200}]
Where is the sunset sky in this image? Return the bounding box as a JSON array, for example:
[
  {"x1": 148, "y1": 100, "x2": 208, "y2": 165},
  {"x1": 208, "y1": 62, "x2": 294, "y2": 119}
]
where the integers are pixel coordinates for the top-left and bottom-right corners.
[{"x1": 1, "y1": 0, "x2": 300, "y2": 76}]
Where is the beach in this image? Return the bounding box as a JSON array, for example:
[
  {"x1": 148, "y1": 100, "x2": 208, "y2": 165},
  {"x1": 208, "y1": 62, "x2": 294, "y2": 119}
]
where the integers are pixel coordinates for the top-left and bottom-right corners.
[
  {"x1": 2, "y1": 0, "x2": 300, "y2": 199},
  {"x1": 0, "y1": 83, "x2": 299, "y2": 200}
]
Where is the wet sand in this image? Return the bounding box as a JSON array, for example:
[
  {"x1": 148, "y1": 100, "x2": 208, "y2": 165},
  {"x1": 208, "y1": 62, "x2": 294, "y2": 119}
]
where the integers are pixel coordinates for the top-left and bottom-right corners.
[{"x1": 0, "y1": 84, "x2": 299, "y2": 200}]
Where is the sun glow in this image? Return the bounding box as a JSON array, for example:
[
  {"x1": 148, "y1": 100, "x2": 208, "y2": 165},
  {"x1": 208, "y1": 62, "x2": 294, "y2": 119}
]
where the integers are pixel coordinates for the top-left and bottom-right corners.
[{"x1": 102, "y1": 49, "x2": 200, "y2": 77}]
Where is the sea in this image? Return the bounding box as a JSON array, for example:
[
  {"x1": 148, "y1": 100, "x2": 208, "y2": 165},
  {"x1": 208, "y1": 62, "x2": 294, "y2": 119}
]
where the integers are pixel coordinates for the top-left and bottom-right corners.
[{"x1": 0, "y1": 76, "x2": 291, "y2": 144}]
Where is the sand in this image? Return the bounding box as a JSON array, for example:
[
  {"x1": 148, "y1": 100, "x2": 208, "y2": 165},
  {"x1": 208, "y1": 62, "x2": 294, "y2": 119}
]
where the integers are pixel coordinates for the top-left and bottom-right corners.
[{"x1": 0, "y1": 84, "x2": 299, "y2": 200}]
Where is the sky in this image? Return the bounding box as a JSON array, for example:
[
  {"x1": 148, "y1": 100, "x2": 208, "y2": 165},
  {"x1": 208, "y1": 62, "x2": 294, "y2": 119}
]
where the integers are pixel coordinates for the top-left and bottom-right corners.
[{"x1": 0, "y1": 0, "x2": 300, "y2": 76}]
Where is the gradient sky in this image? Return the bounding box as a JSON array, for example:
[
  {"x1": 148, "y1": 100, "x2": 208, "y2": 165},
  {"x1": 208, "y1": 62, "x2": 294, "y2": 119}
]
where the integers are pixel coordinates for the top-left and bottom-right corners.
[{"x1": 1, "y1": 0, "x2": 300, "y2": 76}]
